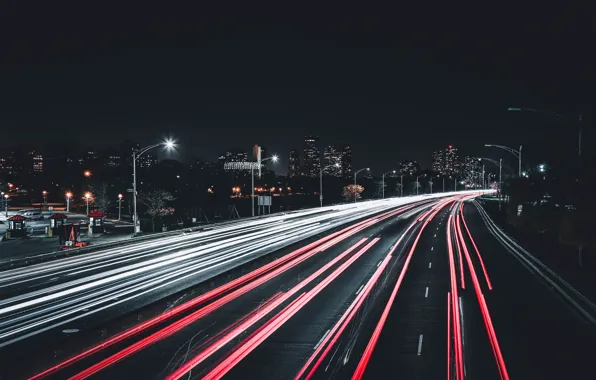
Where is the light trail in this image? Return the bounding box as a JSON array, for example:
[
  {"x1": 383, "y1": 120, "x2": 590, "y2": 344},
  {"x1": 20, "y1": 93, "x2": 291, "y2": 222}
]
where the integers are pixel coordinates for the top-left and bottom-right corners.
[
  {"x1": 447, "y1": 215, "x2": 465, "y2": 380},
  {"x1": 459, "y1": 203, "x2": 492, "y2": 290},
  {"x1": 351, "y1": 197, "x2": 455, "y2": 380},
  {"x1": 186, "y1": 238, "x2": 381, "y2": 380},
  {"x1": 454, "y1": 212, "x2": 509, "y2": 379}
]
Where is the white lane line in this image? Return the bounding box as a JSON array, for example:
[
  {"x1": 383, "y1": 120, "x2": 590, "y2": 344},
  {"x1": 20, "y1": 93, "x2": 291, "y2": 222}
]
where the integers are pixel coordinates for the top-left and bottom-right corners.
[
  {"x1": 428, "y1": 262, "x2": 432, "y2": 269},
  {"x1": 355, "y1": 285, "x2": 364, "y2": 296},
  {"x1": 425, "y1": 287, "x2": 429, "y2": 298},
  {"x1": 377, "y1": 260, "x2": 382, "y2": 267},
  {"x1": 431, "y1": 246, "x2": 434, "y2": 251},
  {"x1": 417, "y1": 334, "x2": 424, "y2": 355},
  {"x1": 314, "y1": 329, "x2": 331, "y2": 350},
  {"x1": 434, "y1": 234, "x2": 437, "y2": 237}
]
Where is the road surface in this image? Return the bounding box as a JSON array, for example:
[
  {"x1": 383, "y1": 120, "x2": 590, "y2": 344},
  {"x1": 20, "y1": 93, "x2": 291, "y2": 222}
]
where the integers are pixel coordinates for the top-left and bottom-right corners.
[{"x1": 2, "y1": 192, "x2": 595, "y2": 379}]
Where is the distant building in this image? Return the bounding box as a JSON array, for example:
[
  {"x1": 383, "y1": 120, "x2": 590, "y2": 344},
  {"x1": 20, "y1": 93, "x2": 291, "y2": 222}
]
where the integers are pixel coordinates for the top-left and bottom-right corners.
[
  {"x1": 288, "y1": 149, "x2": 300, "y2": 177},
  {"x1": 102, "y1": 148, "x2": 121, "y2": 168},
  {"x1": 462, "y1": 156, "x2": 482, "y2": 186},
  {"x1": 432, "y1": 145, "x2": 460, "y2": 176},
  {"x1": 137, "y1": 153, "x2": 158, "y2": 168},
  {"x1": 30, "y1": 151, "x2": 43, "y2": 173},
  {"x1": 323, "y1": 145, "x2": 342, "y2": 177},
  {"x1": 303, "y1": 136, "x2": 321, "y2": 178},
  {"x1": 399, "y1": 160, "x2": 420, "y2": 176},
  {"x1": 340, "y1": 145, "x2": 353, "y2": 179},
  {"x1": 220, "y1": 148, "x2": 249, "y2": 172}
]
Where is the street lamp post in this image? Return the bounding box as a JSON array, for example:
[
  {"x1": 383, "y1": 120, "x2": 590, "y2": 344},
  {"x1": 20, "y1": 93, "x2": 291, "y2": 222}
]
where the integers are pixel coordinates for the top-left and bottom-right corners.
[
  {"x1": 400, "y1": 175, "x2": 404, "y2": 197},
  {"x1": 118, "y1": 194, "x2": 123, "y2": 221},
  {"x1": 84, "y1": 192, "x2": 91, "y2": 215},
  {"x1": 3, "y1": 194, "x2": 8, "y2": 217},
  {"x1": 442, "y1": 177, "x2": 445, "y2": 192},
  {"x1": 381, "y1": 170, "x2": 396, "y2": 199},
  {"x1": 320, "y1": 163, "x2": 341, "y2": 207},
  {"x1": 42, "y1": 191, "x2": 48, "y2": 205},
  {"x1": 65, "y1": 192, "x2": 72, "y2": 212},
  {"x1": 251, "y1": 155, "x2": 278, "y2": 216},
  {"x1": 416, "y1": 175, "x2": 424, "y2": 195},
  {"x1": 479, "y1": 157, "x2": 502, "y2": 192},
  {"x1": 354, "y1": 168, "x2": 370, "y2": 203},
  {"x1": 485, "y1": 144, "x2": 522, "y2": 177},
  {"x1": 429, "y1": 177, "x2": 434, "y2": 194},
  {"x1": 132, "y1": 139, "x2": 176, "y2": 235}
]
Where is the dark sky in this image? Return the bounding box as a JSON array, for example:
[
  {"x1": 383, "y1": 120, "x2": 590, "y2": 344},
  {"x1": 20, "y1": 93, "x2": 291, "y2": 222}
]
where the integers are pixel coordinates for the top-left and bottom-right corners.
[{"x1": 1, "y1": 3, "x2": 591, "y2": 174}]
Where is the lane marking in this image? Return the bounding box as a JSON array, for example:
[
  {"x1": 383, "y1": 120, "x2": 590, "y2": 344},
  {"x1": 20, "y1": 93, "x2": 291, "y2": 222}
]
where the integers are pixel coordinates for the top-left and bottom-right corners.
[
  {"x1": 431, "y1": 246, "x2": 434, "y2": 251},
  {"x1": 425, "y1": 287, "x2": 429, "y2": 298},
  {"x1": 314, "y1": 329, "x2": 331, "y2": 350},
  {"x1": 434, "y1": 234, "x2": 437, "y2": 237},
  {"x1": 428, "y1": 262, "x2": 432, "y2": 269},
  {"x1": 355, "y1": 285, "x2": 364, "y2": 296},
  {"x1": 417, "y1": 334, "x2": 424, "y2": 355}
]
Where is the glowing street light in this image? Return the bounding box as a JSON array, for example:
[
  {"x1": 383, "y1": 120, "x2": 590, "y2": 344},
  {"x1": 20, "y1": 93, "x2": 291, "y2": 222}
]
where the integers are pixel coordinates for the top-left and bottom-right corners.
[
  {"x1": 319, "y1": 163, "x2": 341, "y2": 207},
  {"x1": 251, "y1": 154, "x2": 278, "y2": 216},
  {"x1": 117, "y1": 193, "x2": 123, "y2": 221},
  {"x1": 354, "y1": 168, "x2": 370, "y2": 203},
  {"x1": 65, "y1": 192, "x2": 73, "y2": 212},
  {"x1": 84, "y1": 170, "x2": 92, "y2": 178},
  {"x1": 381, "y1": 170, "x2": 396, "y2": 199},
  {"x1": 132, "y1": 139, "x2": 177, "y2": 235},
  {"x1": 84, "y1": 192, "x2": 92, "y2": 215},
  {"x1": 42, "y1": 190, "x2": 48, "y2": 204}
]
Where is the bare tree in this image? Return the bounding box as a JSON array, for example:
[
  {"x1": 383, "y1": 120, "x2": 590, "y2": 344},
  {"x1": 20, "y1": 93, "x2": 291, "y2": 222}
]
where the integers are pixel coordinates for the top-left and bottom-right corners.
[
  {"x1": 139, "y1": 189, "x2": 176, "y2": 232},
  {"x1": 90, "y1": 183, "x2": 111, "y2": 215},
  {"x1": 342, "y1": 184, "x2": 364, "y2": 202}
]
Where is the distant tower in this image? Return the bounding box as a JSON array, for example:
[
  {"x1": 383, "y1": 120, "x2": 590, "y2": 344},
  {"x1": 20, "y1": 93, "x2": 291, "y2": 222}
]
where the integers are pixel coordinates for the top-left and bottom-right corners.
[
  {"x1": 303, "y1": 136, "x2": 321, "y2": 178},
  {"x1": 288, "y1": 149, "x2": 300, "y2": 177},
  {"x1": 323, "y1": 145, "x2": 342, "y2": 177},
  {"x1": 340, "y1": 145, "x2": 353, "y2": 179}
]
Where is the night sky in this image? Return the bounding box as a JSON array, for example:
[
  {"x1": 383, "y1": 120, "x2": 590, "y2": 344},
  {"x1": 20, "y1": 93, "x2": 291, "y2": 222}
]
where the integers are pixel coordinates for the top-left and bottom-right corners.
[{"x1": 1, "y1": 3, "x2": 590, "y2": 174}]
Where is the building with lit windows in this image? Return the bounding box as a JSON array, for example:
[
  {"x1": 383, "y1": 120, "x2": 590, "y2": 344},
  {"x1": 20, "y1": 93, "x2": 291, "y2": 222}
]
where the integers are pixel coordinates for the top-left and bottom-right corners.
[
  {"x1": 432, "y1": 145, "x2": 460, "y2": 176},
  {"x1": 323, "y1": 145, "x2": 342, "y2": 177},
  {"x1": 399, "y1": 160, "x2": 420, "y2": 176},
  {"x1": 340, "y1": 145, "x2": 353, "y2": 179},
  {"x1": 288, "y1": 149, "x2": 300, "y2": 177},
  {"x1": 303, "y1": 136, "x2": 321, "y2": 178}
]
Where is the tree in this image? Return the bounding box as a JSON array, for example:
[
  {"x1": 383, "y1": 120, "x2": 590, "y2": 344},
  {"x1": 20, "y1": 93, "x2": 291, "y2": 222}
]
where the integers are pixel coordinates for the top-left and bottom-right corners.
[
  {"x1": 139, "y1": 189, "x2": 176, "y2": 232},
  {"x1": 342, "y1": 184, "x2": 364, "y2": 202},
  {"x1": 90, "y1": 183, "x2": 111, "y2": 215}
]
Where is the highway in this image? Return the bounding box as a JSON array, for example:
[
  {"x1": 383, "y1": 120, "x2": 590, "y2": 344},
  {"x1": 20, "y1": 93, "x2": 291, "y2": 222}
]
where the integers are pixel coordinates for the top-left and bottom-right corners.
[{"x1": 1, "y1": 192, "x2": 595, "y2": 379}]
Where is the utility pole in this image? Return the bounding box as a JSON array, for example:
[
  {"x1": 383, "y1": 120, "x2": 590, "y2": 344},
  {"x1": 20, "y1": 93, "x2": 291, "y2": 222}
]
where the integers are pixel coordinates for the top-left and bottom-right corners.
[
  {"x1": 400, "y1": 175, "x2": 404, "y2": 197},
  {"x1": 442, "y1": 177, "x2": 445, "y2": 192}
]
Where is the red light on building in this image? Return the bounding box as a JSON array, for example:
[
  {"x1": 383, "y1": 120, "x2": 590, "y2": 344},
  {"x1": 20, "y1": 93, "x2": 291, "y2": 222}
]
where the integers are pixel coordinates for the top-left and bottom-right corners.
[{"x1": 448, "y1": 145, "x2": 453, "y2": 149}]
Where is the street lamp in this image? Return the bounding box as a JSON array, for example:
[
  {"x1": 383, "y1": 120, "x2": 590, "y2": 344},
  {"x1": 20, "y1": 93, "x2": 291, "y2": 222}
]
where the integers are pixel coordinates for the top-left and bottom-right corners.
[
  {"x1": 415, "y1": 174, "x2": 424, "y2": 195},
  {"x1": 485, "y1": 144, "x2": 522, "y2": 176},
  {"x1": 132, "y1": 139, "x2": 177, "y2": 235},
  {"x1": 252, "y1": 155, "x2": 278, "y2": 216},
  {"x1": 381, "y1": 170, "x2": 396, "y2": 199},
  {"x1": 42, "y1": 190, "x2": 48, "y2": 204},
  {"x1": 84, "y1": 170, "x2": 92, "y2": 178},
  {"x1": 65, "y1": 192, "x2": 72, "y2": 212},
  {"x1": 84, "y1": 192, "x2": 92, "y2": 215},
  {"x1": 117, "y1": 194, "x2": 123, "y2": 221},
  {"x1": 3, "y1": 194, "x2": 8, "y2": 217},
  {"x1": 354, "y1": 168, "x2": 369, "y2": 203},
  {"x1": 320, "y1": 163, "x2": 341, "y2": 207},
  {"x1": 479, "y1": 157, "x2": 502, "y2": 192}
]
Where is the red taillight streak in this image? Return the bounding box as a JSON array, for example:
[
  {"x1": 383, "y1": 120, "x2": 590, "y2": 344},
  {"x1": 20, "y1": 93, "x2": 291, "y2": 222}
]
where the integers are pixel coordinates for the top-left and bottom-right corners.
[
  {"x1": 447, "y1": 216, "x2": 464, "y2": 380},
  {"x1": 453, "y1": 218, "x2": 466, "y2": 290},
  {"x1": 455, "y1": 216, "x2": 509, "y2": 380},
  {"x1": 447, "y1": 291, "x2": 451, "y2": 380},
  {"x1": 33, "y1": 202, "x2": 423, "y2": 380},
  {"x1": 351, "y1": 199, "x2": 452, "y2": 380},
  {"x1": 68, "y1": 237, "x2": 369, "y2": 380},
  {"x1": 459, "y1": 204, "x2": 492, "y2": 290},
  {"x1": 296, "y1": 251, "x2": 394, "y2": 380},
  {"x1": 61, "y1": 204, "x2": 419, "y2": 380},
  {"x1": 169, "y1": 238, "x2": 381, "y2": 380}
]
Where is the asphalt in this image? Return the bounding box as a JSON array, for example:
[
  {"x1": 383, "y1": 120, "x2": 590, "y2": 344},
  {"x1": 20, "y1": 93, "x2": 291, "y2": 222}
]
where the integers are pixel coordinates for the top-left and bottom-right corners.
[{"x1": 4, "y1": 194, "x2": 596, "y2": 380}]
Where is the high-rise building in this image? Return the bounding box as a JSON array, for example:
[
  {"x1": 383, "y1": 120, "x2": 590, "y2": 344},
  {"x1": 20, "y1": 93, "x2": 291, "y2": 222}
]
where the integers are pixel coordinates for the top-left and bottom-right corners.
[
  {"x1": 432, "y1": 145, "x2": 460, "y2": 176},
  {"x1": 288, "y1": 149, "x2": 300, "y2": 177},
  {"x1": 462, "y1": 156, "x2": 482, "y2": 186},
  {"x1": 303, "y1": 136, "x2": 321, "y2": 178},
  {"x1": 340, "y1": 145, "x2": 353, "y2": 179},
  {"x1": 323, "y1": 145, "x2": 342, "y2": 177},
  {"x1": 399, "y1": 160, "x2": 420, "y2": 176}
]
